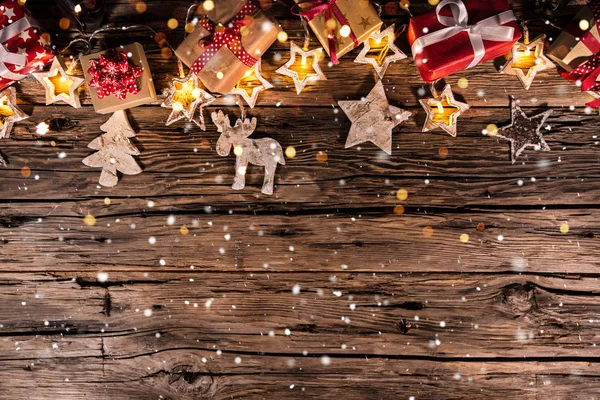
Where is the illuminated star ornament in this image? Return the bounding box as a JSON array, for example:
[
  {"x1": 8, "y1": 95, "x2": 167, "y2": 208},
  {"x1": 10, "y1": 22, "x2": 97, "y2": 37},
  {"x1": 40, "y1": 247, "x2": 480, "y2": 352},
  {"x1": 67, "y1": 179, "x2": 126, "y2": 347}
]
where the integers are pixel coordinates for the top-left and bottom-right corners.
[
  {"x1": 339, "y1": 80, "x2": 411, "y2": 155},
  {"x1": 419, "y1": 84, "x2": 470, "y2": 137},
  {"x1": 354, "y1": 24, "x2": 406, "y2": 78},
  {"x1": 276, "y1": 41, "x2": 326, "y2": 95},
  {"x1": 32, "y1": 57, "x2": 84, "y2": 108},
  {"x1": 161, "y1": 74, "x2": 215, "y2": 130},
  {"x1": 229, "y1": 59, "x2": 273, "y2": 108},
  {"x1": 494, "y1": 96, "x2": 552, "y2": 164},
  {"x1": 501, "y1": 34, "x2": 554, "y2": 90},
  {"x1": 0, "y1": 87, "x2": 28, "y2": 139}
]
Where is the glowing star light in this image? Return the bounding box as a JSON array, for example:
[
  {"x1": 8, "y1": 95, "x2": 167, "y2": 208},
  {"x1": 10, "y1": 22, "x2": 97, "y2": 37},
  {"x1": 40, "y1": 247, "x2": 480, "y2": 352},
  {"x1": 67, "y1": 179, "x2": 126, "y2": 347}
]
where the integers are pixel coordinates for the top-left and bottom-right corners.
[
  {"x1": 161, "y1": 73, "x2": 215, "y2": 130},
  {"x1": 494, "y1": 96, "x2": 552, "y2": 164},
  {"x1": 339, "y1": 80, "x2": 411, "y2": 155},
  {"x1": 32, "y1": 57, "x2": 84, "y2": 108},
  {"x1": 501, "y1": 34, "x2": 554, "y2": 90},
  {"x1": 354, "y1": 24, "x2": 406, "y2": 78},
  {"x1": 276, "y1": 41, "x2": 326, "y2": 95},
  {"x1": 419, "y1": 84, "x2": 470, "y2": 137},
  {"x1": 228, "y1": 58, "x2": 273, "y2": 108},
  {"x1": 0, "y1": 87, "x2": 28, "y2": 139}
]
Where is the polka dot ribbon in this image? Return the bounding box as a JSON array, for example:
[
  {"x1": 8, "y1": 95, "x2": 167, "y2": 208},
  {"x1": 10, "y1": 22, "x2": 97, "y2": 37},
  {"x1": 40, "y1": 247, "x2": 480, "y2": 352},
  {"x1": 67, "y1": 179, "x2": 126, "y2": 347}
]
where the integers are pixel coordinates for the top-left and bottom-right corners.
[
  {"x1": 190, "y1": 1, "x2": 258, "y2": 75},
  {"x1": 292, "y1": 0, "x2": 359, "y2": 65}
]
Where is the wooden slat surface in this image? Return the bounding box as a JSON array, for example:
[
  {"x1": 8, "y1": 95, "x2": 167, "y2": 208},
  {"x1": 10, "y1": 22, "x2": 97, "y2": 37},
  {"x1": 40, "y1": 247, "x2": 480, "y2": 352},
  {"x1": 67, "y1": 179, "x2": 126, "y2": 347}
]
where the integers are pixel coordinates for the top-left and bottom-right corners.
[{"x1": 2, "y1": 0, "x2": 600, "y2": 398}]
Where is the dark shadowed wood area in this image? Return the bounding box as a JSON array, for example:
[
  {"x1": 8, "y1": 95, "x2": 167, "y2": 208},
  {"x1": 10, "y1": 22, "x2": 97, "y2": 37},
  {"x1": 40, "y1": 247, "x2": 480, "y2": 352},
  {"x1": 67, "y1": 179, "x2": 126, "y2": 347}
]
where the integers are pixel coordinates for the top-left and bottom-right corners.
[{"x1": 2, "y1": 0, "x2": 600, "y2": 398}]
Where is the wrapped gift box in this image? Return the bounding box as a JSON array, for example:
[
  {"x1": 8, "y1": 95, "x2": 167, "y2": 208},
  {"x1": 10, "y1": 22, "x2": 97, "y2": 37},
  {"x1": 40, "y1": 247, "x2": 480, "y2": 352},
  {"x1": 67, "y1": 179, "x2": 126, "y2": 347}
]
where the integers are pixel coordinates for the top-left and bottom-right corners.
[
  {"x1": 294, "y1": 0, "x2": 383, "y2": 64},
  {"x1": 175, "y1": 0, "x2": 281, "y2": 94},
  {"x1": 0, "y1": 0, "x2": 54, "y2": 90},
  {"x1": 80, "y1": 42, "x2": 157, "y2": 114},
  {"x1": 547, "y1": 5, "x2": 600, "y2": 71},
  {"x1": 407, "y1": 0, "x2": 521, "y2": 82}
]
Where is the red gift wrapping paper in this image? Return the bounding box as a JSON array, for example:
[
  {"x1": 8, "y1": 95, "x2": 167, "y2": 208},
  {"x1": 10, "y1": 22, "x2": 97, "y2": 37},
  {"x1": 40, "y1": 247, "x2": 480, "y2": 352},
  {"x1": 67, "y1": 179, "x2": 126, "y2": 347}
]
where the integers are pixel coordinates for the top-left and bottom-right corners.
[{"x1": 407, "y1": 0, "x2": 521, "y2": 82}]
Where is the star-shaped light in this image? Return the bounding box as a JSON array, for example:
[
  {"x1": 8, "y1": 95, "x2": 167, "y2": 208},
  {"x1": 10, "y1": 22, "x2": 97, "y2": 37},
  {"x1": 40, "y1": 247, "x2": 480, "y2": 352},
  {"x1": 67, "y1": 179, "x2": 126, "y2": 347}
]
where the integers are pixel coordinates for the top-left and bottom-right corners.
[
  {"x1": 32, "y1": 57, "x2": 84, "y2": 108},
  {"x1": 354, "y1": 24, "x2": 406, "y2": 78},
  {"x1": 419, "y1": 84, "x2": 470, "y2": 137},
  {"x1": 501, "y1": 34, "x2": 554, "y2": 90},
  {"x1": 161, "y1": 73, "x2": 215, "y2": 130},
  {"x1": 228, "y1": 58, "x2": 273, "y2": 108},
  {"x1": 276, "y1": 41, "x2": 326, "y2": 95},
  {"x1": 338, "y1": 80, "x2": 411, "y2": 155},
  {"x1": 0, "y1": 87, "x2": 28, "y2": 139},
  {"x1": 494, "y1": 96, "x2": 552, "y2": 164}
]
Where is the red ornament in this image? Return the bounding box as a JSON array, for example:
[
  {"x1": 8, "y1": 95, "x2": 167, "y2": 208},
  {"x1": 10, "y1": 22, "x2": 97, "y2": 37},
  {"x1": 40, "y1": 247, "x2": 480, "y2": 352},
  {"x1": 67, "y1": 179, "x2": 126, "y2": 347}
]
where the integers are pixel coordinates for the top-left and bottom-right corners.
[{"x1": 87, "y1": 50, "x2": 143, "y2": 100}]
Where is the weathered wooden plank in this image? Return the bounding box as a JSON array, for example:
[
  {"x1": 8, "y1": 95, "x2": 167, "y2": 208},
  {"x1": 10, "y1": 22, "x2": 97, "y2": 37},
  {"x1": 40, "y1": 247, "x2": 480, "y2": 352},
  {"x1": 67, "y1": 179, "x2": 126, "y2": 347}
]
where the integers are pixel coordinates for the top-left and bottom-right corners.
[
  {"x1": 2, "y1": 272, "x2": 600, "y2": 359},
  {"x1": 0, "y1": 210, "x2": 595, "y2": 273}
]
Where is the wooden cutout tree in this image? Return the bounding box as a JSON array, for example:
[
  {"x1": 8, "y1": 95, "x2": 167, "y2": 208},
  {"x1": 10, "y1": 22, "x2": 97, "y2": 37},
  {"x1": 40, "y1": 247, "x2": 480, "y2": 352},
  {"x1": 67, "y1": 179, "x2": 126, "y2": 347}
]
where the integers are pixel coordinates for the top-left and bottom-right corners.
[{"x1": 82, "y1": 110, "x2": 142, "y2": 187}]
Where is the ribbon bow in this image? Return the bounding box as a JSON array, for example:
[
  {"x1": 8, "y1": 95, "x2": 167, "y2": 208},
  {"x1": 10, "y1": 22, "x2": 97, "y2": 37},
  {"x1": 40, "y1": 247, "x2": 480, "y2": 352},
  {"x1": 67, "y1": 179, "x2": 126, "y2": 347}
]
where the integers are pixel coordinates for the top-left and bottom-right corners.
[
  {"x1": 292, "y1": 0, "x2": 358, "y2": 65},
  {"x1": 190, "y1": 1, "x2": 258, "y2": 75},
  {"x1": 0, "y1": 17, "x2": 34, "y2": 81},
  {"x1": 411, "y1": 0, "x2": 516, "y2": 69}
]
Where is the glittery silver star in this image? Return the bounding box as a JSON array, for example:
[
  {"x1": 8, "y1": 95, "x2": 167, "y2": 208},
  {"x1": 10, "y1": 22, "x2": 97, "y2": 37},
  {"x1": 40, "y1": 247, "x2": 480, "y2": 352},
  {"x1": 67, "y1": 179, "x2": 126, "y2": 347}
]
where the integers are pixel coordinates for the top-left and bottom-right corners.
[
  {"x1": 495, "y1": 96, "x2": 552, "y2": 163},
  {"x1": 276, "y1": 41, "x2": 326, "y2": 95},
  {"x1": 228, "y1": 58, "x2": 273, "y2": 108},
  {"x1": 161, "y1": 74, "x2": 215, "y2": 130},
  {"x1": 338, "y1": 80, "x2": 411, "y2": 155},
  {"x1": 354, "y1": 24, "x2": 406, "y2": 79}
]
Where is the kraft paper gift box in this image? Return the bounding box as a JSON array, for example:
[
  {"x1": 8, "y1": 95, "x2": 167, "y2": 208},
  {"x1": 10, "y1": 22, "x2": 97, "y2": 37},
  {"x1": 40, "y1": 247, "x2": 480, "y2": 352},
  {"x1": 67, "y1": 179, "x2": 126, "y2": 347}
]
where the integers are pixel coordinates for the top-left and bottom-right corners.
[
  {"x1": 294, "y1": 0, "x2": 383, "y2": 64},
  {"x1": 80, "y1": 42, "x2": 157, "y2": 114},
  {"x1": 175, "y1": 0, "x2": 281, "y2": 94}
]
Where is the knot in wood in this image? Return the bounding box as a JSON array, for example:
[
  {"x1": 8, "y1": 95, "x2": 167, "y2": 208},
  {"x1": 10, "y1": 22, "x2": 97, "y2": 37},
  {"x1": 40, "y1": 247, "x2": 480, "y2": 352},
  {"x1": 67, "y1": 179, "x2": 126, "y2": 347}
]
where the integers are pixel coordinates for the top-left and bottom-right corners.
[{"x1": 500, "y1": 283, "x2": 536, "y2": 316}]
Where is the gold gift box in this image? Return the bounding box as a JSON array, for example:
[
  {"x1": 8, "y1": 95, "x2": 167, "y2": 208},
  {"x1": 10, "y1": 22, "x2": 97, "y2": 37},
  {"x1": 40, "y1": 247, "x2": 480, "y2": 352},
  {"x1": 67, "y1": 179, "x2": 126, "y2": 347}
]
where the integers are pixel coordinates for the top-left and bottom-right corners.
[
  {"x1": 548, "y1": 7, "x2": 600, "y2": 72},
  {"x1": 295, "y1": 0, "x2": 382, "y2": 61},
  {"x1": 80, "y1": 42, "x2": 157, "y2": 114},
  {"x1": 175, "y1": 0, "x2": 281, "y2": 94}
]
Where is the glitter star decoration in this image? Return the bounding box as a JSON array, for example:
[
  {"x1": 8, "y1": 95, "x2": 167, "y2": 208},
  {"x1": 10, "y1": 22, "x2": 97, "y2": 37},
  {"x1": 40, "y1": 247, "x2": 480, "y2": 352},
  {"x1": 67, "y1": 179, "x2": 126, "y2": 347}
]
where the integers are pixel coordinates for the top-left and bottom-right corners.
[
  {"x1": 0, "y1": 87, "x2": 28, "y2": 139},
  {"x1": 161, "y1": 73, "x2": 215, "y2": 130},
  {"x1": 494, "y1": 96, "x2": 552, "y2": 164},
  {"x1": 419, "y1": 84, "x2": 470, "y2": 137},
  {"x1": 354, "y1": 24, "x2": 406, "y2": 78},
  {"x1": 501, "y1": 34, "x2": 554, "y2": 90},
  {"x1": 276, "y1": 41, "x2": 326, "y2": 95},
  {"x1": 339, "y1": 80, "x2": 412, "y2": 155},
  {"x1": 32, "y1": 57, "x2": 84, "y2": 108},
  {"x1": 228, "y1": 58, "x2": 273, "y2": 108}
]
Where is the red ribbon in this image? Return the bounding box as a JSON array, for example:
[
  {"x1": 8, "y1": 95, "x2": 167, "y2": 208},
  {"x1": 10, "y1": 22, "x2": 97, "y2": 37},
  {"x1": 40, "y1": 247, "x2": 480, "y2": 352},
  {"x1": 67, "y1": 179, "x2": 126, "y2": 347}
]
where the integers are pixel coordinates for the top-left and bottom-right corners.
[
  {"x1": 560, "y1": 0, "x2": 600, "y2": 107},
  {"x1": 292, "y1": 0, "x2": 359, "y2": 64},
  {"x1": 190, "y1": 1, "x2": 258, "y2": 75},
  {"x1": 87, "y1": 50, "x2": 142, "y2": 100}
]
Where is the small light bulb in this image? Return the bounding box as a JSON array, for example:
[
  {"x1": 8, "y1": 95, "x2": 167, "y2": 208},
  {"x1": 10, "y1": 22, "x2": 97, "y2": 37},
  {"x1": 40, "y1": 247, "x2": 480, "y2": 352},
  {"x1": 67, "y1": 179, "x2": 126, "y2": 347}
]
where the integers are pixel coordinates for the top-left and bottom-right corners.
[
  {"x1": 74, "y1": 4, "x2": 82, "y2": 13},
  {"x1": 191, "y1": 88, "x2": 201, "y2": 98},
  {"x1": 172, "y1": 102, "x2": 184, "y2": 112}
]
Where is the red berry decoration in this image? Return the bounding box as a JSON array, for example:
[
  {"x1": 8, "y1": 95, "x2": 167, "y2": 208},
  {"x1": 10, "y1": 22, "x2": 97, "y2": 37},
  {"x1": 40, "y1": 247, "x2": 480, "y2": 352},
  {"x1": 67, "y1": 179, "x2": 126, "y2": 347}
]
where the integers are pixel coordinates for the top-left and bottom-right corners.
[{"x1": 87, "y1": 49, "x2": 143, "y2": 100}]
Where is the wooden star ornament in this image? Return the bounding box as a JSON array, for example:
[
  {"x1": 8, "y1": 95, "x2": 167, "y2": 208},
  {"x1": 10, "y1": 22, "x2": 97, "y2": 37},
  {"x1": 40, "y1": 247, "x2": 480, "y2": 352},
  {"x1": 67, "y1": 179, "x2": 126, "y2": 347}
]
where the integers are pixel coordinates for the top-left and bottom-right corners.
[
  {"x1": 501, "y1": 34, "x2": 554, "y2": 90},
  {"x1": 276, "y1": 42, "x2": 326, "y2": 95},
  {"x1": 161, "y1": 73, "x2": 215, "y2": 130},
  {"x1": 228, "y1": 58, "x2": 273, "y2": 108},
  {"x1": 354, "y1": 24, "x2": 407, "y2": 78},
  {"x1": 0, "y1": 87, "x2": 28, "y2": 139},
  {"x1": 339, "y1": 80, "x2": 412, "y2": 155},
  {"x1": 32, "y1": 57, "x2": 84, "y2": 108},
  {"x1": 494, "y1": 96, "x2": 552, "y2": 164},
  {"x1": 419, "y1": 84, "x2": 470, "y2": 137}
]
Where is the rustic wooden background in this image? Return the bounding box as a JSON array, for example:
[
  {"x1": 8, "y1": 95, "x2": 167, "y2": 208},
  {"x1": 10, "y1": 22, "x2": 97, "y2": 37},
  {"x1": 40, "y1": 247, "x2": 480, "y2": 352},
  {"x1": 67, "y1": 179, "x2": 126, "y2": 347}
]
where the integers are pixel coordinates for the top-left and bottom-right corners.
[{"x1": 2, "y1": 0, "x2": 600, "y2": 398}]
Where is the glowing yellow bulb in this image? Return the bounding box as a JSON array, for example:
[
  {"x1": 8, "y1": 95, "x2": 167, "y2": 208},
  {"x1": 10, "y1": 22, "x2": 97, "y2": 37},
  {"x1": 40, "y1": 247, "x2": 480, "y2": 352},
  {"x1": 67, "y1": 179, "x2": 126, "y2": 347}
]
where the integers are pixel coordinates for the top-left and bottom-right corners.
[
  {"x1": 191, "y1": 88, "x2": 201, "y2": 98},
  {"x1": 203, "y1": 0, "x2": 215, "y2": 11},
  {"x1": 435, "y1": 102, "x2": 444, "y2": 114},
  {"x1": 172, "y1": 102, "x2": 184, "y2": 112},
  {"x1": 301, "y1": 56, "x2": 307, "y2": 66},
  {"x1": 339, "y1": 25, "x2": 351, "y2": 38},
  {"x1": 74, "y1": 4, "x2": 82, "y2": 13}
]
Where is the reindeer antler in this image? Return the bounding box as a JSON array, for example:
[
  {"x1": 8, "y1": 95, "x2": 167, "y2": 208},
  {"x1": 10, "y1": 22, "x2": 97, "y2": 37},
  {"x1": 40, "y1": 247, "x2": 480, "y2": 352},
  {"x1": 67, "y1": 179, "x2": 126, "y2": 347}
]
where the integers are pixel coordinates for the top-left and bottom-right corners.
[
  {"x1": 211, "y1": 110, "x2": 231, "y2": 133},
  {"x1": 233, "y1": 117, "x2": 257, "y2": 138}
]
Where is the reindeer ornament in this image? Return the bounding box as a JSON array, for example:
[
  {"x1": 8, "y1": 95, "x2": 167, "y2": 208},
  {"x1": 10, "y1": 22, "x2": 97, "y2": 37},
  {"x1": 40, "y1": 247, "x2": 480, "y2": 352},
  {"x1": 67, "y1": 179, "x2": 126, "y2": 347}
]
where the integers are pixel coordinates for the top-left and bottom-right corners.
[{"x1": 211, "y1": 111, "x2": 285, "y2": 195}]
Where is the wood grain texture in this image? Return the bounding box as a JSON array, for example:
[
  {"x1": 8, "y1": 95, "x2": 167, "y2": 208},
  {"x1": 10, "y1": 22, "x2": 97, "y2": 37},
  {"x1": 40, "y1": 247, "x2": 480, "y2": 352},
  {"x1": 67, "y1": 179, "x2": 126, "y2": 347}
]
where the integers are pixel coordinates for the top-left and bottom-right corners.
[{"x1": 2, "y1": 0, "x2": 600, "y2": 398}]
